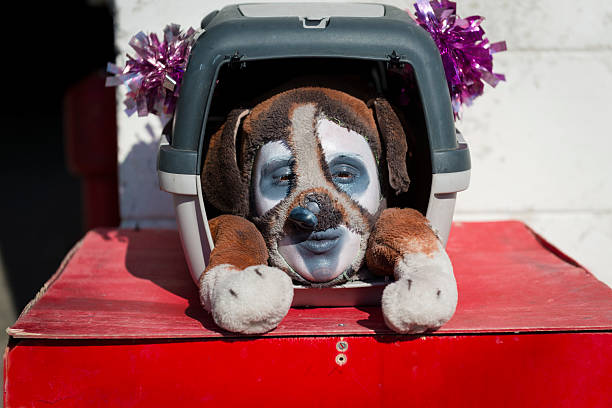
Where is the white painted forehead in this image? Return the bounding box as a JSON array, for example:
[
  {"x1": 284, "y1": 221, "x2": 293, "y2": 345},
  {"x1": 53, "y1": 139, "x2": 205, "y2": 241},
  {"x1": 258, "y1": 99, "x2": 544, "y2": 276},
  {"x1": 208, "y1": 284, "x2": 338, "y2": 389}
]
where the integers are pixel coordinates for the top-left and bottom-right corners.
[
  {"x1": 256, "y1": 140, "x2": 291, "y2": 162},
  {"x1": 315, "y1": 118, "x2": 375, "y2": 161}
]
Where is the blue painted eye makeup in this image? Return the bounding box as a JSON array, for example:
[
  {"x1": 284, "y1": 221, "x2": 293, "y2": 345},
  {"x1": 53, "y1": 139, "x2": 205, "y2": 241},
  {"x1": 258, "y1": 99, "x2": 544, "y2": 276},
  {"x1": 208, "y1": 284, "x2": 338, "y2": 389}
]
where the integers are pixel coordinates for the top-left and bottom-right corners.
[
  {"x1": 328, "y1": 154, "x2": 369, "y2": 196},
  {"x1": 331, "y1": 164, "x2": 358, "y2": 184},
  {"x1": 259, "y1": 158, "x2": 294, "y2": 200}
]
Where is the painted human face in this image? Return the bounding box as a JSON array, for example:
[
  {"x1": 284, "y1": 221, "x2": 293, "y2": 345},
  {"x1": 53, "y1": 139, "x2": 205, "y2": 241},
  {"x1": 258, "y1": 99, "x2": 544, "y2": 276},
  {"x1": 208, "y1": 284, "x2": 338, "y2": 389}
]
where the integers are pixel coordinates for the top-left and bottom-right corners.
[{"x1": 252, "y1": 113, "x2": 381, "y2": 284}]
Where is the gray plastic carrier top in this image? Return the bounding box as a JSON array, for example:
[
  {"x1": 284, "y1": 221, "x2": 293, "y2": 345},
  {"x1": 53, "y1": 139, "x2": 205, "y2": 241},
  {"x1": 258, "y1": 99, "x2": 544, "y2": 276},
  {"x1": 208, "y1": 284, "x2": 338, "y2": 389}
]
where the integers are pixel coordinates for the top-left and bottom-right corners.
[{"x1": 158, "y1": 2, "x2": 470, "y2": 177}]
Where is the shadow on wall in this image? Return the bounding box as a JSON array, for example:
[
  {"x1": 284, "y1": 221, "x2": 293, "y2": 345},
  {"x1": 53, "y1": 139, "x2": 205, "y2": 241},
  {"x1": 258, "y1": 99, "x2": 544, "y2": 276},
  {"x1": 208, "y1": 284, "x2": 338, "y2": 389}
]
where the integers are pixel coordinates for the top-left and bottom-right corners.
[{"x1": 119, "y1": 123, "x2": 175, "y2": 228}]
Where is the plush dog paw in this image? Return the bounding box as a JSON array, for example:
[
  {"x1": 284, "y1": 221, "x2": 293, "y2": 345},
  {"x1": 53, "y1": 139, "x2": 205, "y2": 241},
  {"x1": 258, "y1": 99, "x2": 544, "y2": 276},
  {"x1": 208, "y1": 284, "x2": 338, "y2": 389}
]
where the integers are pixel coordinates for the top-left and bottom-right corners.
[
  {"x1": 200, "y1": 264, "x2": 294, "y2": 334},
  {"x1": 381, "y1": 250, "x2": 458, "y2": 334}
]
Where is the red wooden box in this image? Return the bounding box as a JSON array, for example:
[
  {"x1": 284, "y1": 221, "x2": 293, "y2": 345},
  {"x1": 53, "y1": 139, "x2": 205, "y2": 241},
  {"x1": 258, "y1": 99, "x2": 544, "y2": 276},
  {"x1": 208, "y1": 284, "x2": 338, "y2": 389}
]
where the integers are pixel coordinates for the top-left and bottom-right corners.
[{"x1": 4, "y1": 221, "x2": 612, "y2": 407}]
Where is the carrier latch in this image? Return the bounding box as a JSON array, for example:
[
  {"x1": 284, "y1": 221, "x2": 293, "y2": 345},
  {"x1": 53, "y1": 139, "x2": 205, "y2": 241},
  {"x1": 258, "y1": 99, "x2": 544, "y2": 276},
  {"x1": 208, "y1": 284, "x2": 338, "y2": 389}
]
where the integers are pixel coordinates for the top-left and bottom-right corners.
[
  {"x1": 228, "y1": 51, "x2": 246, "y2": 70},
  {"x1": 386, "y1": 51, "x2": 404, "y2": 69},
  {"x1": 299, "y1": 16, "x2": 329, "y2": 29}
]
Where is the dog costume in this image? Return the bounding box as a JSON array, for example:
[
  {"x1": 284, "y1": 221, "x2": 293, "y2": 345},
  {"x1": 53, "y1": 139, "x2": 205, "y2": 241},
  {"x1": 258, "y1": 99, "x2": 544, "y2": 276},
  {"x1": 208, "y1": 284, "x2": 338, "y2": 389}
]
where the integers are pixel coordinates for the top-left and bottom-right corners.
[{"x1": 200, "y1": 87, "x2": 457, "y2": 334}]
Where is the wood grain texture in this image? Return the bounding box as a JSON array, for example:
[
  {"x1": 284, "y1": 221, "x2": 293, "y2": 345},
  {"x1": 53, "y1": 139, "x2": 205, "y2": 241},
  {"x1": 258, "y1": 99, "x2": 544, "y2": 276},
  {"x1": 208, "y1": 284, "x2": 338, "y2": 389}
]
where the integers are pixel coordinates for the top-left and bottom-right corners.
[{"x1": 7, "y1": 221, "x2": 612, "y2": 339}]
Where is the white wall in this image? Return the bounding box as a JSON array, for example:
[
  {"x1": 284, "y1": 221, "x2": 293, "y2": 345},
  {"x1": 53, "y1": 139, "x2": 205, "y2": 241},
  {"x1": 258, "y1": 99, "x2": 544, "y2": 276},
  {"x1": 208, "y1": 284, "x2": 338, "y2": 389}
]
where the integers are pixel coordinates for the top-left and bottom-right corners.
[{"x1": 115, "y1": 0, "x2": 612, "y2": 287}]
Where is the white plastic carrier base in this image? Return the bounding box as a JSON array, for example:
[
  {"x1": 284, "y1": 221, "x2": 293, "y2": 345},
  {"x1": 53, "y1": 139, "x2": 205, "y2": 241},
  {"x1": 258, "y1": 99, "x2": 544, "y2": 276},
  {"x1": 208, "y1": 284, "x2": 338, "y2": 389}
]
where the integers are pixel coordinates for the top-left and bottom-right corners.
[{"x1": 158, "y1": 133, "x2": 469, "y2": 307}]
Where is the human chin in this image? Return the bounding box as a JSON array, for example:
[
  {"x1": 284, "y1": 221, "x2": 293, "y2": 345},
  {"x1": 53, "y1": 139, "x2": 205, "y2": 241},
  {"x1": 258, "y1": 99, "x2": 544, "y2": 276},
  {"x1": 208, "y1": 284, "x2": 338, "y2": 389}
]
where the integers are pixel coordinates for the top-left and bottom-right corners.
[{"x1": 277, "y1": 225, "x2": 362, "y2": 283}]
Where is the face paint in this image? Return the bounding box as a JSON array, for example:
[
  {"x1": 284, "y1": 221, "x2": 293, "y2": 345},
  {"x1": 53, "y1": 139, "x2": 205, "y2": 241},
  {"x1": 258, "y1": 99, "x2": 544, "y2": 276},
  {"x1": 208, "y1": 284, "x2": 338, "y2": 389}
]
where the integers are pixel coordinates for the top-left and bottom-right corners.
[
  {"x1": 328, "y1": 154, "x2": 369, "y2": 197},
  {"x1": 251, "y1": 105, "x2": 381, "y2": 285},
  {"x1": 252, "y1": 141, "x2": 293, "y2": 216},
  {"x1": 278, "y1": 226, "x2": 361, "y2": 282},
  {"x1": 316, "y1": 118, "x2": 381, "y2": 215}
]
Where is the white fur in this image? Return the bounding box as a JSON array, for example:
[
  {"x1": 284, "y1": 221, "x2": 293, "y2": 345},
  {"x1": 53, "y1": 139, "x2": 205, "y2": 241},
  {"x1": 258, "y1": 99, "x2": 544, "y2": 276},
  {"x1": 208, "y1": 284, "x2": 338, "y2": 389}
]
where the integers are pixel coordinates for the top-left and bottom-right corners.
[
  {"x1": 381, "y1": 247, "x2": 458, "y2": 334},
  {"x1": 200, "y1": 264, "x2": 294, "y2": 334}
]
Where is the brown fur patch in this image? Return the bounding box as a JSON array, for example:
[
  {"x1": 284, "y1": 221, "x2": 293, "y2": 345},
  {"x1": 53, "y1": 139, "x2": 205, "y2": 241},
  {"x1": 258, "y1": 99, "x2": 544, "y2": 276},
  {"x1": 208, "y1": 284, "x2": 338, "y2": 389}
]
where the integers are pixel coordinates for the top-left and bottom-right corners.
[
  {"x1": 369, "y1": 98, "x2": 411, "y2": 195},
  {"x1": 202, "y1": 109, "x2": 251, "y2": 215},
  {"x1": 366, "y1": 208, "x2": 438, "y2": 276},
  {"x1": 317, "y1": 88, "x2": 378, "y2": 133},
  {"x1": 204, "y1": 215, "x2": 269, "y2": 272}
]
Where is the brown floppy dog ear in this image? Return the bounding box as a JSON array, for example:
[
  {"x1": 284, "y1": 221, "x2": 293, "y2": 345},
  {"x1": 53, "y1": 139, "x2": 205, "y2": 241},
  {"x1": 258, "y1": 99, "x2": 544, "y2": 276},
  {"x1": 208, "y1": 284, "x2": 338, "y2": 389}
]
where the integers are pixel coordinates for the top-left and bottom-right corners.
[
  {"x1": 201, "y1": 109, "x2": 251, "y2": 215},
  {"x1": 368, "y1": 98, "x2": 411, "y2": 195}
]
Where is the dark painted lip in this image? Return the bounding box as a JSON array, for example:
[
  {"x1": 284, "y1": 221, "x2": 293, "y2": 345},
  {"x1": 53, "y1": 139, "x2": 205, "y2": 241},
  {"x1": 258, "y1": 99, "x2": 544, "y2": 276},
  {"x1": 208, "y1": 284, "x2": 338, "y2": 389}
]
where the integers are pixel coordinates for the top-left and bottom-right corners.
[
  {"x1": 309, "y1": 229, "x2": 342, "y2": 241},
  {"x1": 299, "y1": 229, "x2": 342, "y2": 254}
]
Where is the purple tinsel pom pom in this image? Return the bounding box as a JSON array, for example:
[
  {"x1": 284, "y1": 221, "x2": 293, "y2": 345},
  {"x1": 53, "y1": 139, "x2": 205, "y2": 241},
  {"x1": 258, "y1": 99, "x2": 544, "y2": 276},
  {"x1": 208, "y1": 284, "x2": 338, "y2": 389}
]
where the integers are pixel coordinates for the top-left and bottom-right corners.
[
  {"x1": 106, "y1": 24, "x2": 197, "y2": 118},
  {"x1": 413, "y1": 0, "x2": 506, "y2": 119}
]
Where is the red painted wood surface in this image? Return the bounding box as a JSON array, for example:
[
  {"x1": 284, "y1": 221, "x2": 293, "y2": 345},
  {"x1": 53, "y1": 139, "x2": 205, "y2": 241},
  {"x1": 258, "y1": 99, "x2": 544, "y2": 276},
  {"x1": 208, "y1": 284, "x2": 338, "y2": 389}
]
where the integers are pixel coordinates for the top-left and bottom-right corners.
[
  {"x1": 8, "y1": 221, "x2": 612, "y2": 339},
  {"x1": 5, "y1": 333, "x2": 611, "y2": 407},
  {"x1": 4, "y1": 221, "x2": 612, "y2": 407}
]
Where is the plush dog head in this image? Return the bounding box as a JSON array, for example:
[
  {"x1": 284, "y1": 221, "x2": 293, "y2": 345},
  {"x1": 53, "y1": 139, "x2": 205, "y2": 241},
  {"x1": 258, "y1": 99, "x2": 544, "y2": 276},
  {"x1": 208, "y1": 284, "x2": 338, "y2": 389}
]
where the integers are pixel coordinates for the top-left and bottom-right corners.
[{"x1": 202, "y1": 87, "x2": 409, "y2": 286}]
